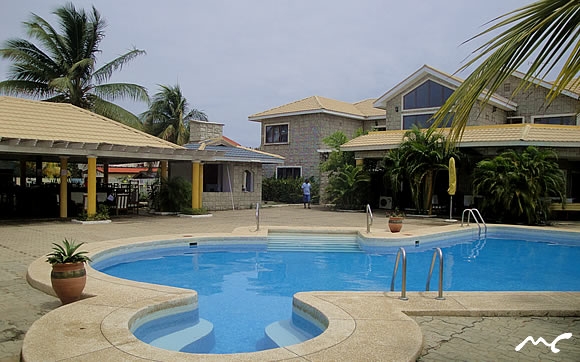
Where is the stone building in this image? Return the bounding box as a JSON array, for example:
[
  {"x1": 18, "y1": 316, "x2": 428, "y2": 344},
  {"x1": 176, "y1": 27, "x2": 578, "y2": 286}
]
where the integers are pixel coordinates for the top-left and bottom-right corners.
[{"x1": 170, "y1": 120, "x2": 284, "y2": 210}]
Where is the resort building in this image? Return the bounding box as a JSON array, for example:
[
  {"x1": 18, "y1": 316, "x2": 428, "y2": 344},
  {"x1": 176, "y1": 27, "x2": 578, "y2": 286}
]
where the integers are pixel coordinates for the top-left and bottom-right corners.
[
  {"x1": 250, "y1": 65, "x2": 580, "y2": 210},
  {"x1": 172, "y1": 120, "x2": 284, "y2": 210}
]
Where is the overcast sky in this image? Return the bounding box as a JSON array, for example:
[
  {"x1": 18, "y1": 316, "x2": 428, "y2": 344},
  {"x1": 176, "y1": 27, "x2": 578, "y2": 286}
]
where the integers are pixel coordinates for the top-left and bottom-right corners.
[{"x1": 1, "y1": 0, "x2": 533, "y2": 147}]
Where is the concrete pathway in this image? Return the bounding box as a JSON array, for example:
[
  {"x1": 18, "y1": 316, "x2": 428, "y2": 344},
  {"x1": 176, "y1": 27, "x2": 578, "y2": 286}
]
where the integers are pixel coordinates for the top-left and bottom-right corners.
[{"x1": 1, "y1": 205, "x2": 579, "y2": 361}]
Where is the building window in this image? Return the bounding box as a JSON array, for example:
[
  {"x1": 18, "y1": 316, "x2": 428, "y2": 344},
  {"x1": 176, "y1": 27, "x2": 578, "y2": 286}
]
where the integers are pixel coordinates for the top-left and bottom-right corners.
[
  {"x1": 243, "y1": 170, "x2": 253, "y2": 192},
  {"x1": 403, "y1": 80, "x2": 453, "y2": 110},
  {"x1": 203, "y1": 164, "x2": 232, "y2": 192},
  {"x1": 506, "y1": 116, "x2": 524, "y2": 124},
  {"x1": 265, "y1": 124, "x2": 289, "y2": 144},
  {"x1": 402, "y1": 113, "x2": 452, "y2": 129},
  {"x1": 276, "y1": 166, "x2": 301, "y2": 179},
  {"x1": 533, "y1": 115, "x2": 576, "y2": 125}
]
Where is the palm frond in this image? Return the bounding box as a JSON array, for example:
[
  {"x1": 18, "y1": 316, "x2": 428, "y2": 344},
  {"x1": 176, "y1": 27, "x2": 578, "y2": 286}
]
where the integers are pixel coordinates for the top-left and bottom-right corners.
[
  {"x1": 93, "y1": 48, "x2": 146, "y2": 84},
  {"x1": 431, "y1": 0, "x2": 580, "y2": 145},
  {"x1": 93, "y1": 82, "x2": 149, "y2": 102},
  {"x1": 91, "y1": 96, "x2": 143, "y2": 129}
]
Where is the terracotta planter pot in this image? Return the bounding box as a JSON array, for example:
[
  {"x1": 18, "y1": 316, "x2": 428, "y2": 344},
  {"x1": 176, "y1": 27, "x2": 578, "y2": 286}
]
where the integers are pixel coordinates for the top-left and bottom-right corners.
[
  {"x1": 388, "y1": 217, "x2": 404, "y2": 233},
  {"x1": 50, "y1": 262, "x2": 87, "y2": 304}
]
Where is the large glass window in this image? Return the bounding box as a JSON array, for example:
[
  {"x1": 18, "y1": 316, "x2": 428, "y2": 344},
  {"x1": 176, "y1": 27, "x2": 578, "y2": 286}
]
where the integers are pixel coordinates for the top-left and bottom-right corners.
[
  {"x1": 402, "y1": 113, "x2": 452, "y2": 129},
  {"x1": 403, "y1": 80, "x2": 453, "y2": 110},
  {"x1": 276, "y1": 167, "x2": 301, "y2": 179},
  {"x1": 265, "y1": 124, "x2": 289, "y2": 144},
  {"x1": 533, "y1": 115, "x2": 576, "y2": 125}
]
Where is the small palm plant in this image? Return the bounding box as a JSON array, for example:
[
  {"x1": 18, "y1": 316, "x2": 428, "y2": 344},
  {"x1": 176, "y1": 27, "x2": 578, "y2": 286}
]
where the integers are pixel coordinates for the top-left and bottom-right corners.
[{"x1": 46, "y1": 239, "x2": 91, "y2": 265}]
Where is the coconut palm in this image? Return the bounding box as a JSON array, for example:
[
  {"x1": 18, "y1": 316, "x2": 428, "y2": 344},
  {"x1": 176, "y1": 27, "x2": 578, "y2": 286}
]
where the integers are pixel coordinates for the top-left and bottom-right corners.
[
  {"x1": 142, "y1": 84, "x2": 208, "y2": 145},
  {"x1": 0, "y1": 3, "x2": 148, "y2": 128},
  {"x1": 473, "y1": 146, "x2": 565, "y2": 224},
  {"x1": 431, "y1": 0, "x2": 580, "y2": 144}
]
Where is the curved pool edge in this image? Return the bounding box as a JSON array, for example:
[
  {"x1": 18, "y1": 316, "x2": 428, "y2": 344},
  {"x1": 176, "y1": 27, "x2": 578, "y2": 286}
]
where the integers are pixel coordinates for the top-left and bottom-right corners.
[{"x1": 22, "y1": 225, "x2": 580, "y2": 361}]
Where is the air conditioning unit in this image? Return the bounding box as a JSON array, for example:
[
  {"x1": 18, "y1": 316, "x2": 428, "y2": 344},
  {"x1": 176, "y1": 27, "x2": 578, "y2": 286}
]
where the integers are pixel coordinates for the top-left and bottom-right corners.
[{"x1": 378, "y1": 196, "x2": 392, "y2": 209}]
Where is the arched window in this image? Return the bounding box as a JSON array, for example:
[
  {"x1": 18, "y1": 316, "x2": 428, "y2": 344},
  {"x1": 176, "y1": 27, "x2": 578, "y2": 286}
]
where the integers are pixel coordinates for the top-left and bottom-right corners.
[{"x1": 243, "y1": 170, "x2": 253, "y2": 192}]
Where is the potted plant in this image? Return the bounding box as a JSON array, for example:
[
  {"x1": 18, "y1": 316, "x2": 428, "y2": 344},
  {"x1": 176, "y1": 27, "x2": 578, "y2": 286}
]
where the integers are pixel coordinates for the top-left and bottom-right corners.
[
  {"x1": 46, "y1": 239, "x2": 91, "y2": 304},
  {"x1": 387, "y1": 208, "x2": 405, "y2": 233}
]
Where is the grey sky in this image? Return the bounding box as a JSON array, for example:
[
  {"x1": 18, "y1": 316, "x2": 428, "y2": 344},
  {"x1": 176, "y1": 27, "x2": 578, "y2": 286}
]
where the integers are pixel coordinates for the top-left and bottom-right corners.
[{"x1": 0, "y1": 0, "x2": 532, "y2": 147}]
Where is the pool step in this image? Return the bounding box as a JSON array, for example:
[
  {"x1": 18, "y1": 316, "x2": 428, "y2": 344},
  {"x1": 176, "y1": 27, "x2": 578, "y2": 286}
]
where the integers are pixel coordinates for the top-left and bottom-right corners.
[
  {"x1": 264, "y1": 319, "x2": 315, "y2": 347},
  {"x1": 148, "y1": 318, "x2": 214, "y2": 353},
  {"x1": 267, "y1": 233, "x2": 360, "y2": 252}
]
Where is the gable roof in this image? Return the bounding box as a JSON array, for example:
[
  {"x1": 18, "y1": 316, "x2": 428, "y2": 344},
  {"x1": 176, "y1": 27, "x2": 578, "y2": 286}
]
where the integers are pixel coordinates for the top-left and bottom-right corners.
[
  {"x1": 0, "y1": 96, "x2": 222, "y2": 163},
  {"x1": 373, "y1": 64, "x2": 517, "y2": 111},
  {"x1": 248, "y1": 95, "x2": 383, "y2": 121},
  {"x1": 341, "y1": 124, "x2": 580, "y2": 151},
  {"x1": 509, "y1": 71, "x2": 580, "y2": 100},
  {"x1": 184, "y1": 136, "x2": 284, "y2": 164}
]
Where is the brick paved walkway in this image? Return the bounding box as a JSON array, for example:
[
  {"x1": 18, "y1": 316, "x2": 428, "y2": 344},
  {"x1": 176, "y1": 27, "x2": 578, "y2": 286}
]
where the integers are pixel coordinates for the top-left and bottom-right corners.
[{"x1": 1, "y1": 206, "x2": 579, "y2": 361}]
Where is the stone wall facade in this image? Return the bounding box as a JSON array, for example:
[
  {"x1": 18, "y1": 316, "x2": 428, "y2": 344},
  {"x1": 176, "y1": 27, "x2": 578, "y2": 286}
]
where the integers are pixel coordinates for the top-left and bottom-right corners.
[
  {"x1": 259, "y1": 113, "x2": 367, "y2": 181},
  {"x1": 169, "y1": 161, "x2": 262, "y2": 211}
]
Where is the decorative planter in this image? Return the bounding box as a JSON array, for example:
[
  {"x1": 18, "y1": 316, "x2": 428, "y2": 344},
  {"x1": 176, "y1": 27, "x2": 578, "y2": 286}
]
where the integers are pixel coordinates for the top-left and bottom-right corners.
[
  {"x1": 50, "y1": 262, "x2": 87, "y2": 304},
  {"x1": 388, "y1": 217, "x2": 404, "y2": 233}
]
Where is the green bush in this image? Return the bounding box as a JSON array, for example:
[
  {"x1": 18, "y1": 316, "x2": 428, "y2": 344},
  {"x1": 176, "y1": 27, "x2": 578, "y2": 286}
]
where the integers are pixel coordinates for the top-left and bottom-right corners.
[
  {"x1": 262, "y1": 177, "x2": 319, "y2": 204},
  {"x1": 149, "y1": 176, "x2": 192, "y2": 212}
]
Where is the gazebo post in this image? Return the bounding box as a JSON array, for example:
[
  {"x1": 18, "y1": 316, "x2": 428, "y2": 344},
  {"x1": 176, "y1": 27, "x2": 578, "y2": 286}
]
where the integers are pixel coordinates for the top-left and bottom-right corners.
[
  {"x1": 192, "y1": 161, "x2": 200, "y2": 209},
  {"x1": 87, "y1": 156, "x2": 97, "y2": 216},
  {"x1": 59, "y1": 157, "x2": 68, "y2": 218}
]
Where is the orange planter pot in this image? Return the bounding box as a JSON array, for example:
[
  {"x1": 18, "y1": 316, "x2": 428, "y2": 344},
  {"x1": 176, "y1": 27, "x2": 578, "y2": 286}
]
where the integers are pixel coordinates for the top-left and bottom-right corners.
[
  {"x1": 388, "y1": 217, "x2": 404, "y2": 233},
  {"x1": 50, "y1": 262, "x2": 87, "y2": 304}
]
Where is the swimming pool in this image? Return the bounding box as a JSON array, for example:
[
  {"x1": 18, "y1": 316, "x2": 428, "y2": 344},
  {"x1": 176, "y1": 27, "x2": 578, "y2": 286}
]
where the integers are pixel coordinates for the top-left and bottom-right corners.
[{"x1": 92, "y1": 228, "x2": 580, "y2": 354}]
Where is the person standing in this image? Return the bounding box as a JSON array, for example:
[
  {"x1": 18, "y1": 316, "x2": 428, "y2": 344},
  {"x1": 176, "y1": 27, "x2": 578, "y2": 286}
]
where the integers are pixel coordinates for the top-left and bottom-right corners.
[{"x1": 301, "y1": 179, "x2": 311, "y2": 209}]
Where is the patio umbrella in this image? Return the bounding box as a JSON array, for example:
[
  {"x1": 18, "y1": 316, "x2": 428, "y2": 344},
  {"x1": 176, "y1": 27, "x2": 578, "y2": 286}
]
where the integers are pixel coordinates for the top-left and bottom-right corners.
[{"x1": 446, "y1": 157, "x2": 456, "y2": 221}]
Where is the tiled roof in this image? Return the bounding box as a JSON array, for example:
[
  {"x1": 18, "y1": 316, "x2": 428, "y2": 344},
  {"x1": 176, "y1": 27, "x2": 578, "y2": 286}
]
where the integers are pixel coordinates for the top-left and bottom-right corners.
[
  {"x1": 0, "y1": 96, "x2": 183, "y2": 149},
  {"x1": 249, "y1": 95, "x2": 381, "y2": 121},
  {"x1": 341, "y1": 124, "x2": 580, "y2": 151},
  {"x1": 184, "y1": 140, "x2": 284, "y2": 164},
  {"x1": 353, "y1": 99, "x2": 384, "y2": 118}
]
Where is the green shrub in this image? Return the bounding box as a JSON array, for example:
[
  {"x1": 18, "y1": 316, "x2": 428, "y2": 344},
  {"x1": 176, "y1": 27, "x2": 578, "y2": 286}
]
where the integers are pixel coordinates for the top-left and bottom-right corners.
[
  {"x1": 149, "y1": 176, "x2": 192, "y2": 212},
  {"x1": 262, "y1": 177, "x2": 319, "y2": 204},
  {"x1": 180, "y1": 207, "x2": 208, "y2": 215}
]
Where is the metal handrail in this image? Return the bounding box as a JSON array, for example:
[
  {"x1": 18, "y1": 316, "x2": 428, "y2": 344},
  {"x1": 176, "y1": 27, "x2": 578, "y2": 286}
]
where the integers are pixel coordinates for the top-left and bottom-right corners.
[
  {"x1": 425, "y1": 247, "x2": 445, "y2": 300},
  {"x1": 255, "y1": 202, "x2": 260, "y2": 231},
  {"x1": 461, "y1": 208, "x2": 487, "y2": 237},
  {"x1": 366, "y1": 204, "x2": 373, "y2": 233},
  {"x1": 390, "y1": 247, "x2": 408, "y2": 300}
]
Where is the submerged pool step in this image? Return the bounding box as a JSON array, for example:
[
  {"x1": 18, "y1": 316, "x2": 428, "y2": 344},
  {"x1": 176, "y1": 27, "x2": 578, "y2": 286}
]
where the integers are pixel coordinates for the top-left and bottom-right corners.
[
  {"x1": 264, "y1": 319, "x2": 315, "y2": 347},
  {"x1": 267, "y1": 234, "x2": 360, "y2": 252}
]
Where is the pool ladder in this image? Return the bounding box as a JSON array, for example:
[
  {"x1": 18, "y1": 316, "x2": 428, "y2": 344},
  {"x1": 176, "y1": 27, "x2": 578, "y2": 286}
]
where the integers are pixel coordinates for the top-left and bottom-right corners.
[
  {"x1": 390, "y1": 247, "x2": 408, "y2": 300},
  {"x1": 461, "y1": 208, "x2": 487, "y2": 238},
  {"x1": 255, "y1": 202, "x2": 260, "y2": 231},
  {"x1": 390, "y1": 247, "x2": 445, "y2": 300},
  {"x1": 426, "y1": 248, "x2": 445, "y2": 300},
  {"x1": 366, "y1": 204, "x2": 373, "y2": 233}
]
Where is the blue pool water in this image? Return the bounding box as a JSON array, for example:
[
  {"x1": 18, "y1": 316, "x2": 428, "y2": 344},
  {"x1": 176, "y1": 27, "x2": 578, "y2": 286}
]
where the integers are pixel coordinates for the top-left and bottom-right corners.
[{"x1": 94, "y1": 231, "x2": 580, "y2": 354}]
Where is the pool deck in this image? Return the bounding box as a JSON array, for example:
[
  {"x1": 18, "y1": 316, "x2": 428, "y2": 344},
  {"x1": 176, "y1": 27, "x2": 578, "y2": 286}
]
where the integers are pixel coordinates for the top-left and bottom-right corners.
[{"x1": 2, "y1": 205, "x2": 580, "y2": 361}]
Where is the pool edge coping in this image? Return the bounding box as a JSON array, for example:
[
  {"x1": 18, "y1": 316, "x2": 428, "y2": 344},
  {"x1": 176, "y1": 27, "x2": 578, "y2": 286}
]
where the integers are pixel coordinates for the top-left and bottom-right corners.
[{"x1": 21, "y1": 224, "x2": 580, "y2": 361}]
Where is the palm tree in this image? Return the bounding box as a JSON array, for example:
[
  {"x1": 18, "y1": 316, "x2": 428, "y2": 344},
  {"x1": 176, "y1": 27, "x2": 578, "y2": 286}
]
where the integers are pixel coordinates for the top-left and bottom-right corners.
[
  {"x1": 396, "y1": 126, "x2": 459, "y2": 214},
  {"x1": 325, "y1": 164, "x2": 370, "y2": 209},
  {"x1": 431, "y1": 0, "x2": 580, "y2": 144},
  {"x1": 142, "y1": 84, "x2": 208, "y2": 145},
  {"x1": 473, "y1": 146, "x2": 565, "y2": 224},
  {"x1": 0, "y1": 3, "x2": 148, "y2": 128}
]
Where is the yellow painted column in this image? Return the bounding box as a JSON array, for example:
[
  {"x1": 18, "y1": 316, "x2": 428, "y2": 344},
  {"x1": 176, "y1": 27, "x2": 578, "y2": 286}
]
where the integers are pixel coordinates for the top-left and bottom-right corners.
[
  {"x1": 355, "y1": 158, "x2": 364, "y2": 167},
  {"x1": 198, "y1": 163, "x2": 204, "y2": 209},
  {"x1": 192, "y1": 162, "x2": 200, "y2": 209},
  {"x1": 59, "y1": 157, "x2": 68, "y2": 218},
  {"x1": 87, "y1": 156, "x2": 97, "y2": 216},
  {"x1": 160, "y1": 160, "x2": 168, "y2": 180}
]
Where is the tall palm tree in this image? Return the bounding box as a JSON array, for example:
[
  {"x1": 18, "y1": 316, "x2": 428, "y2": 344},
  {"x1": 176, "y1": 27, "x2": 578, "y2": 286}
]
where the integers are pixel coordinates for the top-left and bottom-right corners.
[
  {"x1": 397, "y1": 126, "x2": 459, "y2": 214},
  {"x1": 0, "y1": 3, "x2": 148, "y2": 128},
  {"x1": 142, "y1": 84, "x2": 208, "y2": 145},
  {"x1": 431, "y1": 0, "x2": 580, "y2": 144},
  {"x1": 473, "y1": 146, "x2": 565, "y2": 224}
]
